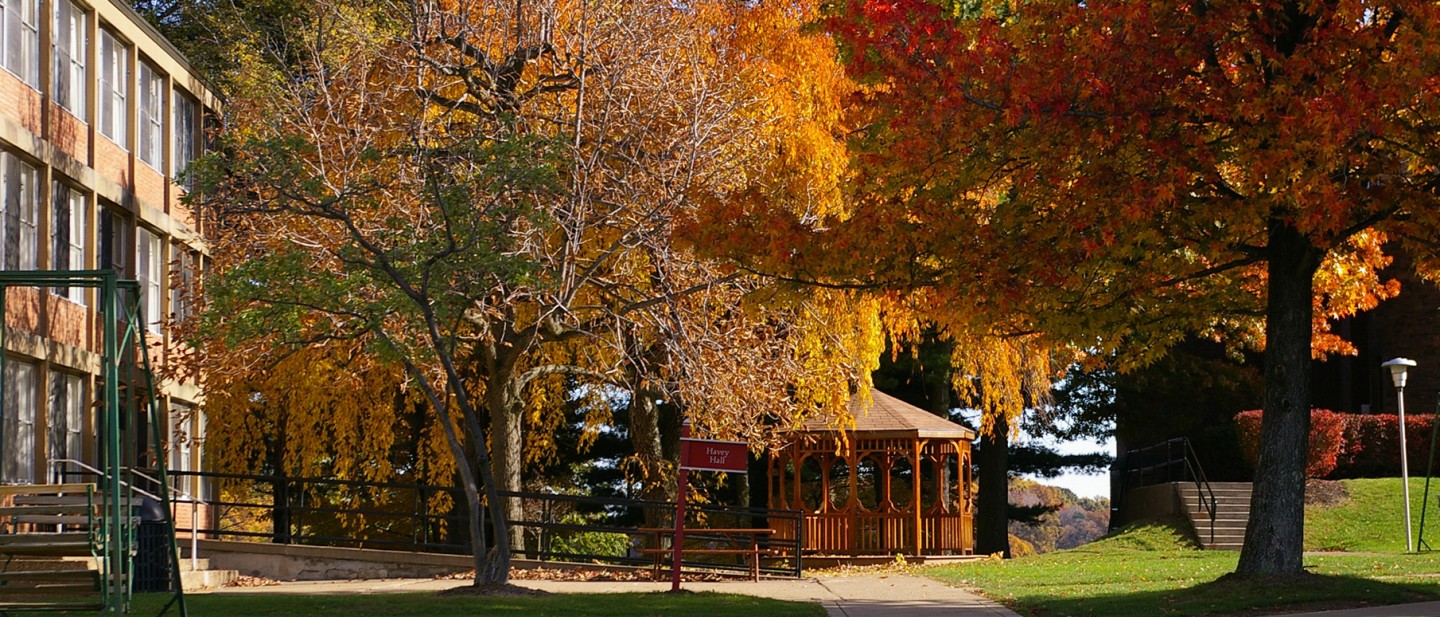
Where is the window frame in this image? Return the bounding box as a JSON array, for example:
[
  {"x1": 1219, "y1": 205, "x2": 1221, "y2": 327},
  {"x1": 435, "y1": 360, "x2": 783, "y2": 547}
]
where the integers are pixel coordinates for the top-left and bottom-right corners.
[
  {"x1": 46, "y1": 371, "x2": 85, "y2": 482},
  {"x1": 138, "y1": 61, "x2": 164, "y2": 170},
  {"x1": 98, "y1": 28, "x2": 129, "y2": 146},
  {"x1": 50, "y1": 180, "x2": 86, "y2": 303},
  {"x1": 51, "y1": 0, "x2": 86, "y2": 120},
  {"x1": 1, "y1": 0, "x2": 40, "y2": 87},
  {"x1": 171, "y1": 90, "x2": 198, "y2": 187},
  {"x1": 1, "y1": 152, "x2": 39, "y2": 271},
  {"x1": 137, "y1": 226, "x2": 162, "y2": 333},
  {"x1": 3, "y1": 359, "x2": 37, "y2": 484}
]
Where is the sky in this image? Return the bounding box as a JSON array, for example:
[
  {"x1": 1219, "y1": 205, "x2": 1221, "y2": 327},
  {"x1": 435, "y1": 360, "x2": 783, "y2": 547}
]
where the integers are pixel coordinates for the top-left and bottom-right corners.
[
  {"x1": 953, "y1": 408, "x2": 1115, "y2": 500},
  {"x1": 1019, "y1": 434, "x2": 1115, "y2": 500}
]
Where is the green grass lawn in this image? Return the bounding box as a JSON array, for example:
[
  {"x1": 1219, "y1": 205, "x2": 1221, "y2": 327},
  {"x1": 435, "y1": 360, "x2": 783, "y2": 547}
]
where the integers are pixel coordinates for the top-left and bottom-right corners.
[
  {"x1": 108, "y1": 591, "x2": 825, "y2": 617},
  {"x1": 1307, "y1": 477, "x2": 1440, "y2": 552},
  {"x1": 925, "y1": 481, "x2": 1440, "y2": 617}
]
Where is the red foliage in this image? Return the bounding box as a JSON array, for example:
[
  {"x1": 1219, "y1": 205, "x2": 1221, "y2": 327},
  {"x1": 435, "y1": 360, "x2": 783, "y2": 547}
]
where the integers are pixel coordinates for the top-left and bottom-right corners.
[
  {"x1": 1236, "y1": 410, "x2": 1438, "y2": 479},
  {"x1": 1235, "y1": 409, "x2": 1344, "y2": 478},
  {"x1": 1335, "y1": 414, "x2": 1436, "y2": 479}
]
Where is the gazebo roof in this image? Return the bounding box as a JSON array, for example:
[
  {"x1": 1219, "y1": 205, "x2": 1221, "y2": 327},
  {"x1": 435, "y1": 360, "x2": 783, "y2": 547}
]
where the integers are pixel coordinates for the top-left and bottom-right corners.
[{"x1": 797, "y1": 389, "x2": 977, "y2": 440}]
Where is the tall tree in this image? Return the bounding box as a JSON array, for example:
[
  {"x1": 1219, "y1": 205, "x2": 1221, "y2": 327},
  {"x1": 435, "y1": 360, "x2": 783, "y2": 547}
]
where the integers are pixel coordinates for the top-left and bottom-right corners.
[
  {"x1": 195, "y1": 0, "x2": 883, "y2": 583},
  {"x1": 803, "y1": 0, "x2": 1440, "y2": 576}
]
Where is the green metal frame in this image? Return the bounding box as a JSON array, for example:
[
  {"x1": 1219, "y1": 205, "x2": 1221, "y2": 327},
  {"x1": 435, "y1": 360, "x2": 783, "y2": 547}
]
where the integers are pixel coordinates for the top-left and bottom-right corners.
[{"x1": 0, "y1": 270, "x2": 188, "y2": 617}]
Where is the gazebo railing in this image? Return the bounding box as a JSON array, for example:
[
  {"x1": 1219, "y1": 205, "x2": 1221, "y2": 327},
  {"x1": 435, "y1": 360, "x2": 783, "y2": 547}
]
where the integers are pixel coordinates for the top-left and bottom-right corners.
[{"x1": 783, "y1": 508, "x2": 973, "y2": 556}]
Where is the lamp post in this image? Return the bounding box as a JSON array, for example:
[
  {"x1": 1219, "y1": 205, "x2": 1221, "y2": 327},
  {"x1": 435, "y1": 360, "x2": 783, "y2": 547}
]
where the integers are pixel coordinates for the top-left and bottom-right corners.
[{"x1": 1383, "y1": 357, "x2": 1417, "y2": 552}]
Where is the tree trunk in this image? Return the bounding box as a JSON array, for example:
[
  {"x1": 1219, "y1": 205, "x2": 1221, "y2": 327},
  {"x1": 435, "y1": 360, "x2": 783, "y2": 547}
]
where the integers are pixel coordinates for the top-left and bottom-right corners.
[
  {"x1": 629, "y1": 392, "x2": 672, "y2": 532},
  {"x1": 1235, "y1": 221, "x2": 1323, "y2": 576},
  {"x1": 487, "y1": 377, "x2": 525, "y2": 552},
  {"x1": 975, "y1": 412, "x2": 1011, "y2": 557}
]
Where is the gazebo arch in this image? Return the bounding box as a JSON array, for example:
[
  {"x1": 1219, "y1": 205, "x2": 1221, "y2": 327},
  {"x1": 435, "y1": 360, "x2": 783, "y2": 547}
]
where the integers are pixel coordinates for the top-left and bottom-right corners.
[{"x1": 768, "y1": 390, "x2": 976, "y2": 556}]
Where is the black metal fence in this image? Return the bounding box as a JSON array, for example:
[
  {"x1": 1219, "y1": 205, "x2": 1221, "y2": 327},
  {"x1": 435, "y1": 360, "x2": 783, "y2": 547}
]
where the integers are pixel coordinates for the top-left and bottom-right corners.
[{"x1": 164, "y1": 470, "x2": 803, "y2": 578}]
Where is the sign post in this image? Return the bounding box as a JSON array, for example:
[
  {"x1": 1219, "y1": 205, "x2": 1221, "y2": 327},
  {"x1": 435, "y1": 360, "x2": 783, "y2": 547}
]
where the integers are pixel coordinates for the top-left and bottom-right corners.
[
  {"x1": 670, "y1": 422, "x2": 749, "y2": 591},
  {"x1": 671, "y1": 423, "x2": 689, "y2": 592}
]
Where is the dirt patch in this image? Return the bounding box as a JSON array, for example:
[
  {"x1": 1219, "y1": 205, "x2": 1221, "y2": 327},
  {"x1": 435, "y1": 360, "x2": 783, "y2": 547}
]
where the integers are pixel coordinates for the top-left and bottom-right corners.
[
  {"x1": 1305, "y1": 479, "x2": 1349, "y2": 507},
  {"x1": 437, "y1": 583, "x2": 550, "y2": 597}
]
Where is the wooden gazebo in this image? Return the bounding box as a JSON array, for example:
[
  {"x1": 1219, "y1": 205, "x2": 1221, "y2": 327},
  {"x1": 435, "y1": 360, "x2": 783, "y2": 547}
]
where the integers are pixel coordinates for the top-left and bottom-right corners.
[{"x1": 767, "y1": 390, "x2": 976, "y2": 556}]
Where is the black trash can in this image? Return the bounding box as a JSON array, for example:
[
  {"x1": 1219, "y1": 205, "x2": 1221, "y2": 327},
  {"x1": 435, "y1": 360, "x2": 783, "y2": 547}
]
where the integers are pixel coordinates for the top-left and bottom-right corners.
[{"x1": 134, "y1": 498, "x2": 173, "y2": 592}]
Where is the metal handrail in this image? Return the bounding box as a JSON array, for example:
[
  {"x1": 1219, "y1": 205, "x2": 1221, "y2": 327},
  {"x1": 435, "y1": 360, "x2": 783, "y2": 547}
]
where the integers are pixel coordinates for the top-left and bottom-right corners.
[
  {"x1": 1177, "y1": 439, "x2": 1219, "y2": 545},
  {"x1": 1114, "y1": 438, "x2": 1219, "y2": 544},
  {"x1": 51, "y1": 460, "x2": 201, "y2": 571},
  {"x1": 52, "y1": 459, "x2": 162, "y2": 501}
]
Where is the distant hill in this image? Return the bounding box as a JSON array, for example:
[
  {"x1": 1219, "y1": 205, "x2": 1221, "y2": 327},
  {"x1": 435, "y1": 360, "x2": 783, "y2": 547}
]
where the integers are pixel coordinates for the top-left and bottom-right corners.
[{"x1": 1007, "y1": 477, "x2": 1110, "y2": 556}]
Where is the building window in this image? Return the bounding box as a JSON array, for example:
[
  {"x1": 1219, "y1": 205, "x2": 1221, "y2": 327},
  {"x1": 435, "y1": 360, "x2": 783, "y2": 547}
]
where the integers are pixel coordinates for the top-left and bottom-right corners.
[
  {"x1": 51, "y1": 0, "x2": 85, "y2": 120},
  {"x1": 99, "y1": 207, "x2": 131, "y2": 320},
  {"x1": 51, "y1": 182, "x2": 86, "y2": 303},
  {"x1": 169, "y1": 401, "x2": 191, "y2": 474},
  {"x1": 47, "y1": 371, "x2": 84, "y2": 482},
  {"x1": 170, "y1": 247, "x2": 196, "y2": 325},
  {"x1": 98, "y1": 207, "x2": 128, "y2": 274},
  {"x1": 172, "y1": 91, "x2": 198, "y2": 187},
  {"x1": 1, "y1": 0, "x2": 39, "y2": 87},
  {"x1": 138, "y1": 61, "x2": 163, "y2": 170},
  {"x1": 1, "y1": 152, "x2": 38, "y2": 271},
  {"x1": 3, "y1": 359, "x2": 36, "y2": 484},
  {"x1": 138, "y1": 227, "x2": 162, "y2": 333},
  {"x1": 98, "y1": 28, "x2": 128, "y2": 145}
]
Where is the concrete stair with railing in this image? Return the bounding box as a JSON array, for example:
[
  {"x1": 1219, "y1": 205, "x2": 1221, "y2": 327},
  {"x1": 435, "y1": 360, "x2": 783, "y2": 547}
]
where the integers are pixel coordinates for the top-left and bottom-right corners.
[{"x1": 1178, "y1": 482, "x2": 1253, "y2": 550}]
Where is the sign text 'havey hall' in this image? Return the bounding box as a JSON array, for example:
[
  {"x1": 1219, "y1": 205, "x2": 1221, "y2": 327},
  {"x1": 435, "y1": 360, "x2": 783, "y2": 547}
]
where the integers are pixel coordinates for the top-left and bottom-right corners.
[{"x1": 678, "y1": 438, "x2": 748, "y2": 473}]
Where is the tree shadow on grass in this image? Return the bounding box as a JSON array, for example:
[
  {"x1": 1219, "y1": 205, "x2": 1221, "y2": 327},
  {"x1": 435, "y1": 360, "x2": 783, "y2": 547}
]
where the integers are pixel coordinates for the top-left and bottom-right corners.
[{"x1": 1010, "y1": 573, "x2": 1440, "y2": 617}]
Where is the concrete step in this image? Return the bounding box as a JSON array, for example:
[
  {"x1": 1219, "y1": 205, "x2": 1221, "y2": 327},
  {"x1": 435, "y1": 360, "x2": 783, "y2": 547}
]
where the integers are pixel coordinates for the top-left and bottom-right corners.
[
  {"x1": 1185, "y1": 512, "x2": 1251, "y2": 522},
  {"x1": 1182, "y1": 495, "x2": 1252, "y2": 503},
  {"x1": 1185, "y1": 502, "x2": 1251, "y2": 511},
  {"x1": 180, "y1": 568, "x2": 239, "y2": 591},
  {"x1": 1179, "y1": 482, "x2": 1253, "y2": 551},
  {"x1": 1200, "y1": 533, "x2": 1250, "y2": 540},
  {"x1": 12, "y1": 555, "x2": 238, "y2": 591},
  {"x1": 1196, "y1": 524, "x2": 1249, "y2": 532}
]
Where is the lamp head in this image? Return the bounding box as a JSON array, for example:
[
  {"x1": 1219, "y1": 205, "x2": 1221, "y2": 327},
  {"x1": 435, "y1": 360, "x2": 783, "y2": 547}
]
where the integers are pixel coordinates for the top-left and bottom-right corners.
[{"x1": 1382, "y1": 358, "x2": 1417, "y2": 389}]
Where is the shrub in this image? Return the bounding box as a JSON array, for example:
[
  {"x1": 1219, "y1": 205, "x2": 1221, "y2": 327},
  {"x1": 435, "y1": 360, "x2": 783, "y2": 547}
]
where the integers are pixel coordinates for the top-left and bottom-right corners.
[
  {"x1": 1234, "y1": 409, "x2": 1345, "y2": 478},
  {"x1": 1235, "y1": 411, "x2": 1440, "y2": 479},
  {"x1": 1334, "y1": 413, "x2": 1437, "y2": 479},
  {"x1": 544, "y1": 512, "x2": 632, "y2": 559}
]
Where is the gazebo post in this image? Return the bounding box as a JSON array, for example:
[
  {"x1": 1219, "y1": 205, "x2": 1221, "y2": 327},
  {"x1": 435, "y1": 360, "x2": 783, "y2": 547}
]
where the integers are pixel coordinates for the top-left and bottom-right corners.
[
  {"x1": 913, "y1": 440, "x2": 923, "y2": 555},
  {"x1": 846, "y1": 448, "x2": 858, "y2": 556},
  {"x1": 791, "y1": 448, "x2": 801, "y2": 515}
]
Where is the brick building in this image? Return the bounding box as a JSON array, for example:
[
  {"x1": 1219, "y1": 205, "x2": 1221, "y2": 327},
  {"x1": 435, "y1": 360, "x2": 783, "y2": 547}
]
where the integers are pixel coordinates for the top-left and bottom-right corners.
[
  {"x1": 0, "y1": 0, "x2": 215, "y2": 520},
  {"x1": 1314, "y1": 255, "x2": 1440, "y2": 417}
]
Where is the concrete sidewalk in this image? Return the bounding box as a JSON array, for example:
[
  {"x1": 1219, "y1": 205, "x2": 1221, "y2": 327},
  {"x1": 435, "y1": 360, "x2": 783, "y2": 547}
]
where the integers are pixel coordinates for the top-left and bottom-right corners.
[{"x1": 205, "y1": 574, "x2": 1022, "y2": 616}]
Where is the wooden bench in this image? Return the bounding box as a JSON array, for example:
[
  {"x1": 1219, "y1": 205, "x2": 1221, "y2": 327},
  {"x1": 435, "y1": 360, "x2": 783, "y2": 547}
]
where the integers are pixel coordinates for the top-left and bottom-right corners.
[{"x1": 637, "y1": 527, "x2": 776, "y2": 581}]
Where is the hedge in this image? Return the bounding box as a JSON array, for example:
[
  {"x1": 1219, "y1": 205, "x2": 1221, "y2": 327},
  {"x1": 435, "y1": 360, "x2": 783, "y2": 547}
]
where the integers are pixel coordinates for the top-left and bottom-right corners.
[{"x1": 1234, "y1": 410, "x2": 1440, "y2": 479}]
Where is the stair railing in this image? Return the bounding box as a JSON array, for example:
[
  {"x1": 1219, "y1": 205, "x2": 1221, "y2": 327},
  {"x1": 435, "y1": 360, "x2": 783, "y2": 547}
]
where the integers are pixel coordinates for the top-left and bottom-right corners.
[
  {"x1": 1114, "y1": 437, "x2": 1218, "y2": 544},
  {"x1": 50, "y1": 460, "x2": 200, "y2": 571},
  {"x1": 1176, "y1": 438, "x2": 1218, "y2": 546}
]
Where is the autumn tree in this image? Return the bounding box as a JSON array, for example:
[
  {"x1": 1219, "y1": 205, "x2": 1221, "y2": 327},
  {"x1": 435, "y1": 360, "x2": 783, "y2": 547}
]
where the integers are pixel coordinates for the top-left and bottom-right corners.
[
  {"x1": 781, "y1": 0, "x2": 1440, "y2": 577},
  {"x1": 195, "y1": 0, "x2": 884, "y2": 583}
]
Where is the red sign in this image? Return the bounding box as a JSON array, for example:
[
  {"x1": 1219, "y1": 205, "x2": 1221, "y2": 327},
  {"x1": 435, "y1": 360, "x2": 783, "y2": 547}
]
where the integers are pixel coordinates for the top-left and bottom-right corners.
[{"x1": 679, "y1": 438, "x2": 748, "y2": 473}]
